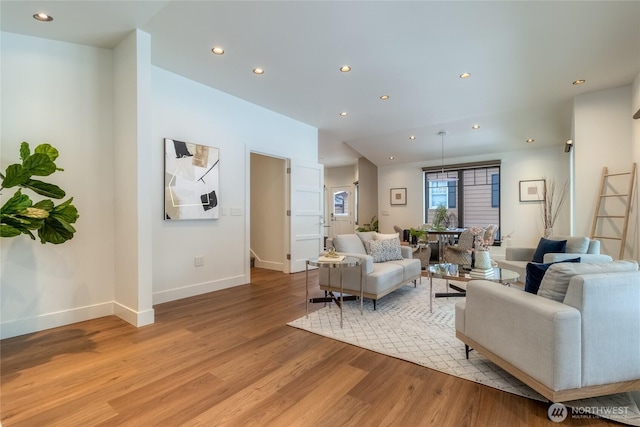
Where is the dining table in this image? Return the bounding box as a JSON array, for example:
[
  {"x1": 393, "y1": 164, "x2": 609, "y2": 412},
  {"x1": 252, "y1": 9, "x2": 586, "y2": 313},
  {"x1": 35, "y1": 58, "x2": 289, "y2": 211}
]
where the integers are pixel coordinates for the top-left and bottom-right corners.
[{"x1": 423, "y1": 228, "x2": 466, "y2": 263}]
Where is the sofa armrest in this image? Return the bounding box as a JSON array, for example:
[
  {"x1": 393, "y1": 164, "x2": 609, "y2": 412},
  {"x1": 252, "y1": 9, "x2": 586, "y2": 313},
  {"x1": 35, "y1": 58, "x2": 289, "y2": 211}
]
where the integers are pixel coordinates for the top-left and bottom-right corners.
[
  {"x1": 543, "y1": 253, "x2": 613, "y2": 263},
  {"x1": 400, "y1": 246, "x2": 413, "y2": 259},
  {"x1": 462, "y1": 281, "x2": 582, "y2": 391},
  {"x1": 563, "y1": 272, "x2": 640, "y2": 386},
  {"x1": 505, "y1": 246, "x2": 536, "y2": 261}
]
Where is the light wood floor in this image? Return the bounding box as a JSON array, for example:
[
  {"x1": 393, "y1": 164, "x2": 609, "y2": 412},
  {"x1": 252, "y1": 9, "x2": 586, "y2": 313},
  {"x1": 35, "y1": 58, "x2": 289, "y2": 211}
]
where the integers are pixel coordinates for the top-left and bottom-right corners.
[{"x1": 1, "y1": 268, "x2": 617, "y2": 426}]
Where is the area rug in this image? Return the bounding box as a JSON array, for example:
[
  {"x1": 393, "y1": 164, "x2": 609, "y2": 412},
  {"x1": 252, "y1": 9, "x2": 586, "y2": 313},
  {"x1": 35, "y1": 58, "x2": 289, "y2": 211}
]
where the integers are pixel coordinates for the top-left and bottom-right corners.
[{"x1": 288, "y1": 280, "x2": 640, "y2": 426}]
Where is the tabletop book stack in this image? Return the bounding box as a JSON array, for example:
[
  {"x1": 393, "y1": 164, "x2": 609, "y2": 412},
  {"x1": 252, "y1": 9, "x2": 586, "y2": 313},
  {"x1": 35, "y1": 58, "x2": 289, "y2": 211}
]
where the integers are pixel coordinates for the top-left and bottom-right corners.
[{"x1": 469, "y1": 268, "x2": 494, "y2": 279}]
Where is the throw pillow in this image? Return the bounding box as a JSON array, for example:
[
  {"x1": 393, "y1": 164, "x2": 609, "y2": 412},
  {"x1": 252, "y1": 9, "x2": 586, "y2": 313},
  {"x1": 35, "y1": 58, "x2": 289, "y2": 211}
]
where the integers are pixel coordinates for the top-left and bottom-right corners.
[
  {"x1": 375, "y1": 232, "x2": 400, "y2": 240},
  {"x1": 532, "y1": 237, "x2": 567, "y2": 263},
  {"x1": 368, "y1": 237, "x2": 403, "y2": 263},
  {"x1": 356, "y1": 231, "x2": 377, "y2": 244},
  {"x1": 524, "y1": 257, "x2": 581, "y2": 294},
  {"x1": 333, "y1": 234, "x2": 367, "y2": 255},
  {"x1": 538, "y1": 260, "x2": 639, "y2": 302}
]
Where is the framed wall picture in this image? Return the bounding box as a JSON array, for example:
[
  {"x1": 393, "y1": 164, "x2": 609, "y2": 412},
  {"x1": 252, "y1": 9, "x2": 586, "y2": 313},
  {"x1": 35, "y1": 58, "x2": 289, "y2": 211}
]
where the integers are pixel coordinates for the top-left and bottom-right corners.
[
  {"x1": 519, "y1": 179, "x2": 545, "y2": 202},
  {"x1": 165, "y1": 138, "x2": 220, "y2": 220},
  {"x1": 390, "y1": 187, "x2": 407, "y2": 205}
]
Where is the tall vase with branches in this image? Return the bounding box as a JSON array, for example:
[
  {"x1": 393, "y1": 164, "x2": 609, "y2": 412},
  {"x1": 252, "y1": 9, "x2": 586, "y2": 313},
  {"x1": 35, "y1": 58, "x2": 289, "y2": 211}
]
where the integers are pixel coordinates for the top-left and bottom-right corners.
[{"x1": 541, "y1": 178, "x2": 568, "y2": 238}]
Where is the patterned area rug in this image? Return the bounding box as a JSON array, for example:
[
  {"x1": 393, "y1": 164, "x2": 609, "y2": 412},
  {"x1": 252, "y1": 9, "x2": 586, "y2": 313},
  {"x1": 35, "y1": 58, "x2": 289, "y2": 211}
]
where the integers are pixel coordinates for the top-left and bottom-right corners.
[{"x1": 288, "y1": 280, "x2": 640, "y2": 426}]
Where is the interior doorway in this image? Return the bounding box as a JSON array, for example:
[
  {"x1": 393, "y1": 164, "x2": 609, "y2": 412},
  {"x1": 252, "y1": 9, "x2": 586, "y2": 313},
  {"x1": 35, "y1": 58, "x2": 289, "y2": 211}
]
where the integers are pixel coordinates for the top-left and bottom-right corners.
[{"x1": 250, "y1": 153, "x2": 286, "y2": 272}]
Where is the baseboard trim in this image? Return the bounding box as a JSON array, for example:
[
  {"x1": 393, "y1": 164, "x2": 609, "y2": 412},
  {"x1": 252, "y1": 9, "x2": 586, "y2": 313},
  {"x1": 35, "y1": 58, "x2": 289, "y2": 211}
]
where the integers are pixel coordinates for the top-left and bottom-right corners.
[
  {"x1": 152, "y1": 274, "x2": 247, "y2": 305},
  {"x1": 255, "y1": 260, "x2": 284, "y2": 271},
  {"x1": 113, "y1": 302, "x2": 155, "y2": 327},
  {"x1": 0, "y1": 302, "x2": 114, "y2": 339}
]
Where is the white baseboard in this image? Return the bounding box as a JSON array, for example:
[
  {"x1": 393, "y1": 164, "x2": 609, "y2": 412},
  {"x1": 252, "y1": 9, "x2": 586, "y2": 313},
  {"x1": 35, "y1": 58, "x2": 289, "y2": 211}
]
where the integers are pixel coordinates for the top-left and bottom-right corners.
[
  {"x1": 113, "y1": 302, "x2": 155, "y2": 327},
  {"x1": 152, "y1": 274, "x2": 247, "y2": 305},
  {"x1": 255, "y1": 259, "x2": 284, "y2": 271},
  {"x1": 0, "y1": 301, "x2": 114, "y2": 340}
]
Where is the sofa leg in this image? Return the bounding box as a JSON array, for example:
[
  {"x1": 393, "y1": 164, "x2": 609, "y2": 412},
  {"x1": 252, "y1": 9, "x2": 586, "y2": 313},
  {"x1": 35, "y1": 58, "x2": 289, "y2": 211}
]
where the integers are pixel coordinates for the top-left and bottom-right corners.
[
  {"x1": 465, "y1": 344, "x2": 474, "y2": 359},
  {"x1": 373, "y1": 299, "x2": 377, "y2": 310}
]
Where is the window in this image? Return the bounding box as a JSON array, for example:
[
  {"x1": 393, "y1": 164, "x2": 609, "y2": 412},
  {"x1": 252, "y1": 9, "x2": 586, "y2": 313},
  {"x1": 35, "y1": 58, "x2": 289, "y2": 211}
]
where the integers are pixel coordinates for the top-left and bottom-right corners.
[
  {"x1": 333, "y1": 190, "x2": 349, "y2": 216},
  {"x1": 424, "y1": 162, "x2": 501, "y2": 241}
]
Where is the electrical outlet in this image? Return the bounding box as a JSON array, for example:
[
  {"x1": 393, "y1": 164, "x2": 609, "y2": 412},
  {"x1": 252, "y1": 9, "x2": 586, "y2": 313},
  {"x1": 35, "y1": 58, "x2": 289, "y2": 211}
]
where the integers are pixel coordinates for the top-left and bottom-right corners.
[{"x1": 194, "y1": 256, "x2": 204, "y2": 267}]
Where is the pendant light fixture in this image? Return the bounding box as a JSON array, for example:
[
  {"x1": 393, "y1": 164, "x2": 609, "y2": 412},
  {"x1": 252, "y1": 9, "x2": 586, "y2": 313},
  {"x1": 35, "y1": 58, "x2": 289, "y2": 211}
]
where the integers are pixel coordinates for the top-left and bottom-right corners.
[{"x1": 429, "y1": 131, "x2": 458, "y2": 182}]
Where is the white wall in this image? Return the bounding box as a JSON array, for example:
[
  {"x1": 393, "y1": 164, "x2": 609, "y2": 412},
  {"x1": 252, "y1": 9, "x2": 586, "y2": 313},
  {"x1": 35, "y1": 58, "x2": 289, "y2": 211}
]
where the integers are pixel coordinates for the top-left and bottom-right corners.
[
  {"x1": 356, "y1": 157, "x2": 378, "y2": 230},
  {"x1": 0, "y1": 31, "x2": 318, "y2": 338},
  {"x1": 1, "y1": 33, "x2": 116, "y2": 338},
  {"x1": 150, "y1": 67, "x2": 317, "y2": 304},
  {"x1": 632, "y1": 74, "x2": 640, "y2": 262},
  {"x1": 112, "y1": 30, "x2": 154, "y2": 326},
  {"x1": 574, "y1": 85, "x2": 635, "y2": 259},
  {"x1": 378, "y1": 146, "x2": 571, "y2": 258}
]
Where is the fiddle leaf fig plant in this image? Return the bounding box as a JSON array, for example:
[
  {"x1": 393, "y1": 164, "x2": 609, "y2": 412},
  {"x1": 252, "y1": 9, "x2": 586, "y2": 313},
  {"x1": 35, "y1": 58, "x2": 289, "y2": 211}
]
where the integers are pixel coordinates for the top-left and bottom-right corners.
[{"x1": 0, "y1": 142, "x2": 79, "y2": 244}]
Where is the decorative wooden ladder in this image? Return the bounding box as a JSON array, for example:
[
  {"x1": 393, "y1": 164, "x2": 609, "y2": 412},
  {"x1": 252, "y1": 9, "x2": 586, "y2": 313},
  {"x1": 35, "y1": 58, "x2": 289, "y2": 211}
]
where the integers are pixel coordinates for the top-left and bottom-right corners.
[{"x1": 590, "y1": 163, "x2": 637, "y2": 259}]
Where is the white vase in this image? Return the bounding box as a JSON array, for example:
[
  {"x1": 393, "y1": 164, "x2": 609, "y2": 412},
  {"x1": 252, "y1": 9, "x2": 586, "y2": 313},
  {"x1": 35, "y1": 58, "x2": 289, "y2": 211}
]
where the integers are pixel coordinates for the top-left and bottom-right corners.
[{"x1": 474, "y1": 251, "x2": 492, "y2": 269}]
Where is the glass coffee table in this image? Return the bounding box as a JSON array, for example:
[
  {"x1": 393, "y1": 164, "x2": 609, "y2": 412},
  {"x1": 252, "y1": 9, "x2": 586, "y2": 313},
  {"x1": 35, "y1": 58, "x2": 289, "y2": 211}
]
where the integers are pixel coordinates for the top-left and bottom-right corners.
[{"x1": 423, "y1": 263, "x2": 520, "y2": 312}]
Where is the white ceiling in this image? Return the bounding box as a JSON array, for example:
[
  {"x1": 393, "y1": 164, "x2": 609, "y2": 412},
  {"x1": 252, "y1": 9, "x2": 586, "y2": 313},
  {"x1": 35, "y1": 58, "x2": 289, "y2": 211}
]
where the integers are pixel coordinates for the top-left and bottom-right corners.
[{"x1": 2, "y1": 1, "x2": 639, "y2": 167}]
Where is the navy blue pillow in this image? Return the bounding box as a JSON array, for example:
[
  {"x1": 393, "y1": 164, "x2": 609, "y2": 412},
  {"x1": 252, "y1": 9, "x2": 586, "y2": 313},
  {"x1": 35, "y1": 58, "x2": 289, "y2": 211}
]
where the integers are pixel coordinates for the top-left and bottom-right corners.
[
  {"x1": 525, "y1": 257, "x2": 581, "y2": 294},
  {"x1": 532, "y1": 237, "x2": 567, "y2": 263}
]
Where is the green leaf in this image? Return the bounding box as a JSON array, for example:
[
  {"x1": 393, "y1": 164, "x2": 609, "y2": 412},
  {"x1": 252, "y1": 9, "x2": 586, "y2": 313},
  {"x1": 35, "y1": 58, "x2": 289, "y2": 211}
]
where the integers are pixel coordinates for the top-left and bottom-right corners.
[
  {"x1": 2, "y1": 213, "x2": 45, "y2": 230},
  {"x1": 2, "y1": 164, "x2": 31, "y2": 188},
  {"x1": 0, "y1": 224, "x2": 22, "y2": 238},
  {"x1": 37, "y1": 198, "x2": 78, "y2": 244},
  {"x1": 20, "y1": 142, "x2": 31, "y2": 162},
  {"x1": 34, "y1": 143, "x2": 59, "y2": 162},
  {"x1": 0, "y1": 214, "x2": 39, "y2": 237},
  {"x1": 38, "y1": 217, "x2": 75, "y2": 244},
  {"x1": 0, "y1": 190, "x2": 32, "y2": 215},
  {"x1": 33, "y1": 199, "x2": 55, "y2": 211},
  {"x1": 22, "y1": 153, "x2": 56, "y2": 177},
  {"x1": 22, "y1": 179, "x2": 65, "y2": 199},
  {"x1": 51, "y1": 198, "x2": 79, "y2": 225}
]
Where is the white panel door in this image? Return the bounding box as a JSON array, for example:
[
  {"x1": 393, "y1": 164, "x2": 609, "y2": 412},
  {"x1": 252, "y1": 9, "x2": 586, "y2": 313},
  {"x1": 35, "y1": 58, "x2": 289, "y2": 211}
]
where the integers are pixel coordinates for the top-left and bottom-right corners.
[
  {"x1": 287, "y1": 160, "x2": 324, "y2": 273},
  {"x1": 329, "y1": 185, "x2": 354, "y2": 237}
]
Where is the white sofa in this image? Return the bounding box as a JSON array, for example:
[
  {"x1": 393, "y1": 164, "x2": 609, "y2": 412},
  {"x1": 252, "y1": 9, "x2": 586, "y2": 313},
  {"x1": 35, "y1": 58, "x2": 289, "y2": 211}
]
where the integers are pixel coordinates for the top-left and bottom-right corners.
[
  {"x1": 497, "y1": 235, "x2": 613, "y2": 280},
  {"x1": 322, "y1": 232, "x2": 421, "y2": 309},
  {"x1": 455, "y1": 260, "x2": 640, "y2": 402}
]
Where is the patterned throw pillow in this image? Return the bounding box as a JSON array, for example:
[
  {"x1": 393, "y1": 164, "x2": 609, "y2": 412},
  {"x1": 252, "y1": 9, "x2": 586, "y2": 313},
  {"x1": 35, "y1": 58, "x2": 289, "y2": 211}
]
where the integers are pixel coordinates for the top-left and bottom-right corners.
[{"x1": 367, "y1": 238, "x2": 403, "y2": 263}]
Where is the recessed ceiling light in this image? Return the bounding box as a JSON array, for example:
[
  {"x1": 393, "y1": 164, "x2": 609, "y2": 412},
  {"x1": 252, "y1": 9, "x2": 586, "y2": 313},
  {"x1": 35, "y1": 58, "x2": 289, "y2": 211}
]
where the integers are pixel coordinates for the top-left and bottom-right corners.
[
  {"x1": 460, "y1": 72, "x2": 471, "y2": 79},
  {"x1": 339, "y1": 112, "x2": 348, "y2": 117},
  {"x1": 211, "y1": 47, "x2": 224, "y2": 55},
  {"x1": 389, "y1": 156, "x2": 395, "y2": 160},
  {"x1": 340, "y1": 65, "x2": 351, "y2": 72},
  {"x1": 472, "y1": 124, "x2": 480, "y2": 129},
  {"x1": 572, "y1": 79, "x2": 586, "y2": 85},
  {"x1": 409, "y1": 135, "x2": 416, "y2": 140},
  {"x1": 526, "y1": 138, "x2": 535, "y2": 143},
  {"x1": 253, "y1": 68, "x2": 264, "y2": 75},
  {"x1": 33, "y1": 13, "x2": 53, "y2": 22},
  {"x1": 380, "y1": 95, "x2": 389, "y2": 100}
]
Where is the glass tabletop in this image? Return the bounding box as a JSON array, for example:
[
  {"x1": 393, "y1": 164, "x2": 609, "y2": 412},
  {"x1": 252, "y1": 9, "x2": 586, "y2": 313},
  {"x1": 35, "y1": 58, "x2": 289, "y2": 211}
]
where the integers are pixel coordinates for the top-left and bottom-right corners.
[
  {"x1": 426, "y1": 263, "x2": 519, "y2": 283},
  {"x1": 307, "y1": 256, "x2": 360, "y2": 268}
]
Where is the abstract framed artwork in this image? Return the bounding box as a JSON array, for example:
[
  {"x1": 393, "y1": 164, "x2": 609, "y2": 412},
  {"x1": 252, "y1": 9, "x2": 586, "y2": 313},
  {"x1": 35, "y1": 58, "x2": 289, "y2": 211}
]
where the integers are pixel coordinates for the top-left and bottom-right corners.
[
  {"x1": 390, "y1": 187, "x2": 407, "y2": 205},
  {"x1": 164, "y1": 138, "x2": 219, "y2": 220},
  {"x1": 519, "y1": 179, "x2": 545, "y2": 202}
]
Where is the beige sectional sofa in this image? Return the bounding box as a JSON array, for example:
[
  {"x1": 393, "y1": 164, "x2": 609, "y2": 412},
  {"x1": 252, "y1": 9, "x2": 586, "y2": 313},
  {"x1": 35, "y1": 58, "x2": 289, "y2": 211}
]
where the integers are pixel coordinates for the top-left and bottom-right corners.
[
  {"x1": 497, "y1": 235, "x2": 613, "y2": 280},
  {"x1": 456, "y1": 260, "x2": 640, "y2": 402},
  {"x1": 321, "y1": 232, "x2": 421, "y2": 309}
]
